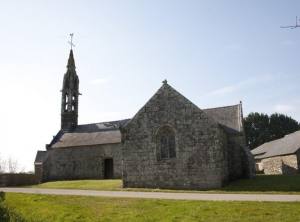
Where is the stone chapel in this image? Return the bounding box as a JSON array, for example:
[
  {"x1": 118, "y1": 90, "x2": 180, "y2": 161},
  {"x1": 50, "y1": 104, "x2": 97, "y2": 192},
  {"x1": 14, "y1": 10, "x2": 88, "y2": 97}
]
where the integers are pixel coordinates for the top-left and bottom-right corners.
[{"x1": 34, "y1": 49, "x2": 254, "y2": 190}]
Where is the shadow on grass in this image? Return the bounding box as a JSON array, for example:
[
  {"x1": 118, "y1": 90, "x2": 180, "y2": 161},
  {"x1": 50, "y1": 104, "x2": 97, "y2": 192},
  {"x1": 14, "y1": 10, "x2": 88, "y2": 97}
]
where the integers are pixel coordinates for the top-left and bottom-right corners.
[{"x1": 221, "y1": 174, "x2": 300, "y2": 193}]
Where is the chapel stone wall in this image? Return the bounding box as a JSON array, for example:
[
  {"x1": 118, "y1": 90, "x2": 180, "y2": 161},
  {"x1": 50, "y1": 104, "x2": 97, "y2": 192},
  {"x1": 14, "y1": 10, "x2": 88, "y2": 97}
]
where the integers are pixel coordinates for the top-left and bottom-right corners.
[
  {"x1": 122, "y1": 85, "x2": 229, "y2": 189},
  {"x1": 42, "y1": 143, "x2": 122, "y2": 181}
]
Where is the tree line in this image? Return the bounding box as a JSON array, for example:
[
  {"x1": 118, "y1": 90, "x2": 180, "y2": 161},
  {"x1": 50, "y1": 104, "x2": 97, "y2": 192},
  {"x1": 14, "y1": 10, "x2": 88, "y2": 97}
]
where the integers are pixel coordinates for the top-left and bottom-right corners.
[{"x1": 244, "y1": 113, "x2": 300, "y2": 150}]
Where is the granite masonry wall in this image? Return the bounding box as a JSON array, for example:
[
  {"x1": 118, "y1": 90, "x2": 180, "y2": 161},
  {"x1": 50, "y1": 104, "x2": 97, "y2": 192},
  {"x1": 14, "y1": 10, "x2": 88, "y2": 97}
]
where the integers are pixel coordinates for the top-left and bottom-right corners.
[
  {"x1": 262, "y1": 154, "x2": 299, "y2": 175},
  {"x1": 227, "y1": 135, "x2": 243, "y2": 180},
  {"x1": 122, "y1": 84, "x2": 230, "y2": 190},
  {"x1": 42, "y1": 143, "x2": 122, "y2": 181},
  {"x1": 227, "y1": 134, "x2": 255, "y2": 179}
]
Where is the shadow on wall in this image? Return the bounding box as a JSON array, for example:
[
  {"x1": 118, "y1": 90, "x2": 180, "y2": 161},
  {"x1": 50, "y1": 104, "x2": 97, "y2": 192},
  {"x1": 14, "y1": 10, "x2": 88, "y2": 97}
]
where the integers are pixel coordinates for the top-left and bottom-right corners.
[{"x1": 282, "y1": 162, "x2": 298, "y2": 175}]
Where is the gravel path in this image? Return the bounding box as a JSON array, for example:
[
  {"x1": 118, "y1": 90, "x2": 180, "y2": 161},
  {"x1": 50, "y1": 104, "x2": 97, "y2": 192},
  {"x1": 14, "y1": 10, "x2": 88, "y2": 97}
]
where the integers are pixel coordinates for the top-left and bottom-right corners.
[{"x1": 1, "y1": 187, "x2": 300, "y2": 202}]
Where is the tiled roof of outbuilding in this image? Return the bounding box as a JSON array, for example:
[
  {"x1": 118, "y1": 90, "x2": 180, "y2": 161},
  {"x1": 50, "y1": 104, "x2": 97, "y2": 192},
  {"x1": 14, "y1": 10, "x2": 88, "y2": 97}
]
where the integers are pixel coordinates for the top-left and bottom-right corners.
[{"x1": 251, "y1": 130, "x2": 300, "y2": 159}]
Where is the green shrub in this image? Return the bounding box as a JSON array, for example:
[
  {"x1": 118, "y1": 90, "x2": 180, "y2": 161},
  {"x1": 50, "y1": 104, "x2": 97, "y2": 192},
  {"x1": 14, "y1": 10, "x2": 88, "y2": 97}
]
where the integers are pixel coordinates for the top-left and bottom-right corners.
[
  {"x1": 0, "y1": 192, "x2": 25, "y2": 222},
  {"x1": 0, "y1": 192, "x2": 9, "y2": 222}
]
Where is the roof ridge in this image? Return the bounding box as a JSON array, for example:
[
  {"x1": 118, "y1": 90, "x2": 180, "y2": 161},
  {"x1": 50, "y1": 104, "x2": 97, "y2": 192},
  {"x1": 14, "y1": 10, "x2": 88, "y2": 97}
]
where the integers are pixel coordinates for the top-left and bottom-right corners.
[
  {"x1": 203, "y1": 103, "x2": 240, "y2": 111},
  {"x1": 77, "y1": 118, "x2": 131, "y2": 127},
  {"x1": 255, "y1": 130, "x2": 300, "y2": 150},
  {"x1": 284, "y1": 130, "x2": 300, "y2": 137},
  {"x1": 123, "y1": 82, "x2": 221, "y2": 131}
]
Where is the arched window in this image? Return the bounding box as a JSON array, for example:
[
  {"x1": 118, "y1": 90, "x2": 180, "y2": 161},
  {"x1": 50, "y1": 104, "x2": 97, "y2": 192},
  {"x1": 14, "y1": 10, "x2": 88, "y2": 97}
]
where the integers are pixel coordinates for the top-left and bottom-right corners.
[{"x1": 156, "y1": 126, "x2": 176, "y2": 160}]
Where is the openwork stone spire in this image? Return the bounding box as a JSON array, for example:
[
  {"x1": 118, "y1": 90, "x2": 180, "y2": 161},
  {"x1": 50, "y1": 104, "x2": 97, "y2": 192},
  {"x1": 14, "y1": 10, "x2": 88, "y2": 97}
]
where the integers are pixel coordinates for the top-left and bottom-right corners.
[
  {"x1": 67, "y1": 49, "x2": 76, "y2": 69},
  {"x1": 61, "y1": 49, "x2": 79, "y2": 131}
]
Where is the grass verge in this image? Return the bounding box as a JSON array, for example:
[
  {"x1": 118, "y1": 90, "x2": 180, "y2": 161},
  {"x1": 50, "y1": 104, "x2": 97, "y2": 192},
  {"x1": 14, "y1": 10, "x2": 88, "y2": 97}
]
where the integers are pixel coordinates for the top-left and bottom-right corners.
[
  {"x1": 3, "y1": 192, "x2": 300, "y2": 222},
  {"x1": 29, "y1": 174, "x2": 300, "y2": 194}
]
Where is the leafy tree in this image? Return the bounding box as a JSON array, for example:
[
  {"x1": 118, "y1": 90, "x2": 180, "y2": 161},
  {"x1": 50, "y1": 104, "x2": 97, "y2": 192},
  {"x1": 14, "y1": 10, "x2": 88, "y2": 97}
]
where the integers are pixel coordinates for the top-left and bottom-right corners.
[
  {"x1": 244, "y1": 113, "x2": 270, "y2": 149},
  {"x1": 269, "y1": 113, "x2": 299, "y2": 140},
  {"x1": 244, "y1": 112, "x2": 300, "y2": 150}
]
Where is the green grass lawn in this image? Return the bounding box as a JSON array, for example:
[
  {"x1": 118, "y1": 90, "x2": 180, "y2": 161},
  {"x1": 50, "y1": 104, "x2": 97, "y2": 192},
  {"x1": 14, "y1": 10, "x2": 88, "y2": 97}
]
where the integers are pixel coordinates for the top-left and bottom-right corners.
[
  {"x1": 29, "y1": 174, "x2": 300, "y2": 194},
  {"x1": 30, "y1": 179, "x2": 122, "y2": 191},
  {"x1": 2, "y1": 192, "x2": 300, "y2": 222},
  {"x1": 220, "y1": 174, "x2": 300, "y2": 193}
]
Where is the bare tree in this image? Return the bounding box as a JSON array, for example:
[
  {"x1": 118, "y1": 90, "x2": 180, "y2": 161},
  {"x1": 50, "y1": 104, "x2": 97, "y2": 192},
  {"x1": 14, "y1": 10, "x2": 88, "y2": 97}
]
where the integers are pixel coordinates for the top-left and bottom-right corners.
[
  {"x1": 8, "y1": 157, "x2": 18, "y2": 173},
  {"x1": 0, "y1": 155, "x2": 7, "y2": 173}
]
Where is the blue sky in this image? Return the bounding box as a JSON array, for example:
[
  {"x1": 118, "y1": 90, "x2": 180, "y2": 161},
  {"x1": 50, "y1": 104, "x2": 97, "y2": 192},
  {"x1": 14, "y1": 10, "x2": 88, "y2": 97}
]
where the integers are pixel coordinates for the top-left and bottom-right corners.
[{"x1": 1, "y1": 0, "x2": 300, "y2": 171}]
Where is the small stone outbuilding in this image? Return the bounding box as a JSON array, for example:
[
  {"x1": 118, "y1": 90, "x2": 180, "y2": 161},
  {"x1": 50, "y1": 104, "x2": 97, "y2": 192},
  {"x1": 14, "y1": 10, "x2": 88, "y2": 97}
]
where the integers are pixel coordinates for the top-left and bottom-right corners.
[{"x1": 252, "y1": 131, "x2": 300, "y2": 175}]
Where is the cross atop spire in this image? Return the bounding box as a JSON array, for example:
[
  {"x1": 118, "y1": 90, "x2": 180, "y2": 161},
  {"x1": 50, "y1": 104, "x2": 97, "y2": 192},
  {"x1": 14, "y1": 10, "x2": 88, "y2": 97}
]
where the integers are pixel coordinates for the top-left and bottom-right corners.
[{"x1": 68, "y1": 33, "x2": 75, "y2": 50}]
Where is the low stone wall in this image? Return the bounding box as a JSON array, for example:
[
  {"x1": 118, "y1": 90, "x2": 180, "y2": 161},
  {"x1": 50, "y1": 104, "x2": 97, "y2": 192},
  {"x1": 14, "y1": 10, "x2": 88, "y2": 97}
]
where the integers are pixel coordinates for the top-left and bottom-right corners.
[
  {"x1": 262, "y1": 154, "x2": 299, "y2": 175},
  {"x1": 0, "y1": 173, "x2": 38, "y2": 187}
]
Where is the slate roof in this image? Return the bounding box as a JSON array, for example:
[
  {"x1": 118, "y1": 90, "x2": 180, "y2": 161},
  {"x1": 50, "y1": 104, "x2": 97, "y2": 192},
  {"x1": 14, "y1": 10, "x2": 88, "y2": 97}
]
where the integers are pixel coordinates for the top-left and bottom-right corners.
[
  {"x1": 203, "y1": 104, "x2": 243, "y2": 134},
  {"x1": 50, "y1": 119, "x2": 130, "y2": 148},
  {"x1": 34, "y1": 151, "x2": 47, "y2": 164},
  {"x1": 50, "y1": 103, "x2": 243, "y2": 148},
  {"x1": 251, "y1": 130, "x2": 300, "y2": 159},
  {"x1": 49, "y1": 81, "x2": 243, "y2": 149}
]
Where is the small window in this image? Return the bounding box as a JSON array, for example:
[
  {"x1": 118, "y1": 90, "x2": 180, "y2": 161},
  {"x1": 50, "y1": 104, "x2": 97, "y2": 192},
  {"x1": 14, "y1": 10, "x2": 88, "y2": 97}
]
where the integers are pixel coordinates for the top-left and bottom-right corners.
[
  {"x1": 156, "y1": 126, "x2": 176, "y2": 160},
  {"x1": 72, "y1": 95, "x2": 75, "y2": 101},
  {"x1": 72, "y1": 105, "x2": 75, "y2": 111},
  {"x1": 65, "y1": 94, "x2": 68, "y2": 103}
]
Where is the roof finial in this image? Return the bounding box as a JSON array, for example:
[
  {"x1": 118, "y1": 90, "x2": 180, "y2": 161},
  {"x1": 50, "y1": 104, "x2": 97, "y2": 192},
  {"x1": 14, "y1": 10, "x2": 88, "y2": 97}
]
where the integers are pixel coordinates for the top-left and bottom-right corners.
[
  {"x1": 68, "y1": 33, "x2": 75, "y2": 50},
  {"x1": 162, "y1": 79, "x2": 168, "y2": 85}
]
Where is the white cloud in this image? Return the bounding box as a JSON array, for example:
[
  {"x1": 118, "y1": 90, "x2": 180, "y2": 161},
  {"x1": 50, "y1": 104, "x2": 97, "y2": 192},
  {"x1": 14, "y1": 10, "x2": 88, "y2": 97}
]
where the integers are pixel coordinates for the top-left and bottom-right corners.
[
  {"x1": 89, "y1": 77, "x2": 110, "y2": 85},
  {"x1": 206, "y1": 85, "x2": 237, "y2": 96},
  {"x1": 281, "y1": 40, "x2": 295, "y2": 46},
  {"x1": 224, "y1": 43, "x2": 243, "y2": 51},
  {"x1": 204, "y1": 74, "x2": 278, "y2": 97},
  {"x1": 274, "y1": 104, "x2": 294, "y2": 113}
]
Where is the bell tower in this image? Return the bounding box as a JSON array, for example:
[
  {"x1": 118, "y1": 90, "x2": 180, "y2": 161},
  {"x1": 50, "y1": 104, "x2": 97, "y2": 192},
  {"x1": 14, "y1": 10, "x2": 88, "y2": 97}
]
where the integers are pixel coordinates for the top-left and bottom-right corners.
[{"x1": 61, "y1": 49, "x2": 79, "y2": 130}]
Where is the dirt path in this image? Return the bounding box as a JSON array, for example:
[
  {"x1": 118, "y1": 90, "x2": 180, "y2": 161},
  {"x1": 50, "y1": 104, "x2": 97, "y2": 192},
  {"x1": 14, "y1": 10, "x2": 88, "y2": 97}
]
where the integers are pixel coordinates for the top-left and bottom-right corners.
[{"x1": 1, "y1": 187, "x2": 300, "y2": 202}]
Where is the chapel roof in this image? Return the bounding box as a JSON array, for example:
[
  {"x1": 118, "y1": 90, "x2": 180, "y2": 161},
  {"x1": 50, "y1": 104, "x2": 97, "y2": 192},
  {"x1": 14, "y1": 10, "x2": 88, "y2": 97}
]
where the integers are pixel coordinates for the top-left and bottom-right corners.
[
  {"x1": 49, "y1": 119, "x2": 130, "y2": 148},
  {"x1": 203, "y1": 104, "x2": 243, "y2": 134},
  {"x1": 49, "y1": 83, "x2": 243, "y2": 149},
  {"x1": 34, "y1": 151, "x2": 47, "y2": 164},
  {"x1": 251, "y1": 130, "x2": 300, "y2": 159}
]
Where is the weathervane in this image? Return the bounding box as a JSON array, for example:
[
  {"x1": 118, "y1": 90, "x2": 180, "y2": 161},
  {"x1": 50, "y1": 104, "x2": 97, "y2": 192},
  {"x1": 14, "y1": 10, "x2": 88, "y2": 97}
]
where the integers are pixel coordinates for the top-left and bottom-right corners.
[
  {"x1": 68, "y1": 33, "x2": 75, "y2": 49},
  {"x1": 281, "y1": 16, "x2": 300, "y2": 29}
]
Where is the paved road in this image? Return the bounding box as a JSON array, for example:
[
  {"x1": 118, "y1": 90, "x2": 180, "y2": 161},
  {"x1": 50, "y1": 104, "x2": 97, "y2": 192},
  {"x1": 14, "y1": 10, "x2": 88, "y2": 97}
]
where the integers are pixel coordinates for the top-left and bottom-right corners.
[{"x1": 1, "y1": 188, "x2": 300, "y2": 202}]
